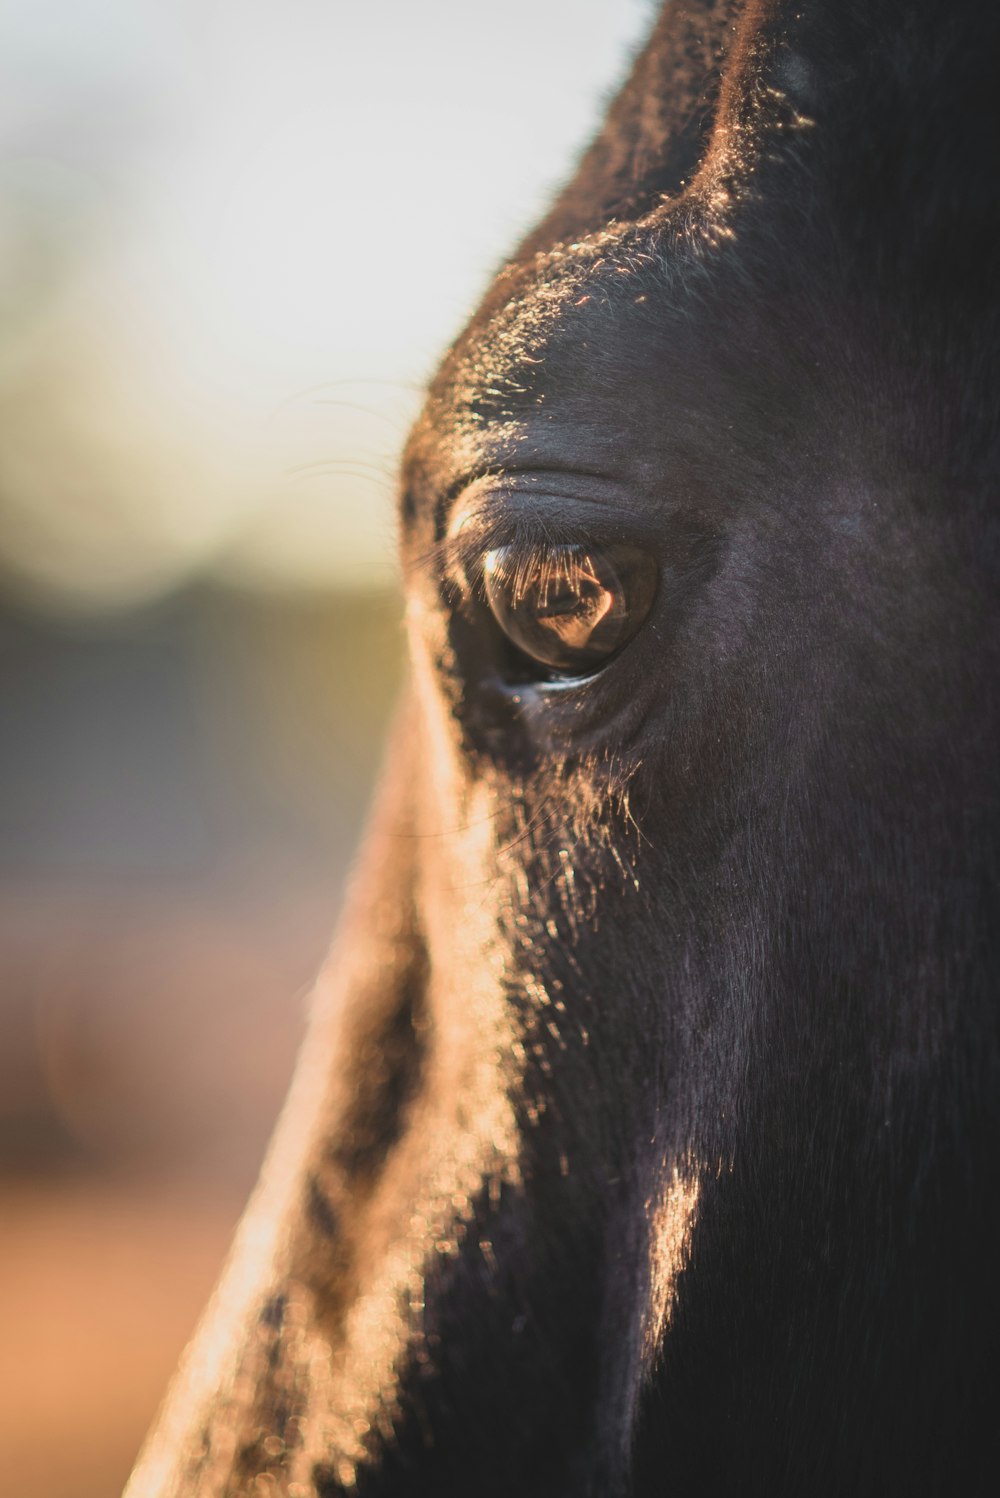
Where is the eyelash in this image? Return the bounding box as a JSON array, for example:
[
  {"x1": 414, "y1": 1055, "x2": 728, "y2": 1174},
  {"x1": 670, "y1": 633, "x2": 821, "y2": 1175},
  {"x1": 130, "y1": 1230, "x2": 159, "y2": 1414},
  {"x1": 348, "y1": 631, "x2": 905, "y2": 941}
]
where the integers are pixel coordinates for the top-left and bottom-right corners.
[{"x1": 420, "y1": 508, "x2": 562, "y2": 604}]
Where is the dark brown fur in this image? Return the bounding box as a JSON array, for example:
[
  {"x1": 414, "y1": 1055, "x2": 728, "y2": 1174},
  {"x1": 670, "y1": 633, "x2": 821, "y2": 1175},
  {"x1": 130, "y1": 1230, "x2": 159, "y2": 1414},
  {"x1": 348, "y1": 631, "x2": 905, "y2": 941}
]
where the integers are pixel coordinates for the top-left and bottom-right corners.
[{"x1": 128, "y1": 4, "x2": 1000, "y2": 1493}]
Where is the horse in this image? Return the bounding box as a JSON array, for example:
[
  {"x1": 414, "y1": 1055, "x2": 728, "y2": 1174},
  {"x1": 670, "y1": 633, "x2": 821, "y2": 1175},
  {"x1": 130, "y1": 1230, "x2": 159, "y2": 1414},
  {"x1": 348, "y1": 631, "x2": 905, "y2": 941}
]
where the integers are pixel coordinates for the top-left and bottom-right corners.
[{"x1": 126, "y1": 1, "x2": 1000, "y2": 1492}]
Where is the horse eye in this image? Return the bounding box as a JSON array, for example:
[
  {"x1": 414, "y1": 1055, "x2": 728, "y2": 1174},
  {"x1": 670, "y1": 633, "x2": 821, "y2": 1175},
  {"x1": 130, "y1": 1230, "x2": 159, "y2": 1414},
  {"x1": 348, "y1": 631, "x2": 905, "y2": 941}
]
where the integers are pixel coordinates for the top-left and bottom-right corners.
[{"x1": 481, "y1": 542, "x2": 657, "y2": 676}]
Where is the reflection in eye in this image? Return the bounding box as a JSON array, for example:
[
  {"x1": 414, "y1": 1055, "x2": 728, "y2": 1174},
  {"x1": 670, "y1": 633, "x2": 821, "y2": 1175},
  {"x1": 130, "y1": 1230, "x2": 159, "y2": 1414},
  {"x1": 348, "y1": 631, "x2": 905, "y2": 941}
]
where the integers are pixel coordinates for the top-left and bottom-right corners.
[{"x1": 482, "y1": 542, "x2": 657, "y2": 676}]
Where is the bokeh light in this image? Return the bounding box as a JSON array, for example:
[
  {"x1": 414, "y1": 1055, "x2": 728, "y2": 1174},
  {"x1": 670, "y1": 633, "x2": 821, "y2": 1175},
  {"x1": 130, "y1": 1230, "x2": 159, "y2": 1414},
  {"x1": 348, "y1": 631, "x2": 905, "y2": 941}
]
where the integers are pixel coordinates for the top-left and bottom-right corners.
[{"x1": 1, "y1": 0, "x2": 650, "y2": 610}]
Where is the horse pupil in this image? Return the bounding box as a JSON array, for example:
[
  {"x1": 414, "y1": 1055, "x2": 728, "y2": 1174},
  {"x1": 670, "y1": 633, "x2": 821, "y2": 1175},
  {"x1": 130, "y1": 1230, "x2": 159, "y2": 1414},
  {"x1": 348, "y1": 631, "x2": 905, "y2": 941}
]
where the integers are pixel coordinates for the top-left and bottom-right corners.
[{"x1": 537, "y1": 580, "x2": 590, "y2": 617}]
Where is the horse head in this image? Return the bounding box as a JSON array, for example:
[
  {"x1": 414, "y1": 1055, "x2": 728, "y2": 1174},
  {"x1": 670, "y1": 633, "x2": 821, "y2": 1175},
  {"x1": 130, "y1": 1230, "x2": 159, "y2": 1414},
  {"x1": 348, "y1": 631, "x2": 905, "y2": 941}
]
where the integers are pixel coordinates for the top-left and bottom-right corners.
[{"x1": 128, "y1": 2, "x2": 1000, "y2": 1492}]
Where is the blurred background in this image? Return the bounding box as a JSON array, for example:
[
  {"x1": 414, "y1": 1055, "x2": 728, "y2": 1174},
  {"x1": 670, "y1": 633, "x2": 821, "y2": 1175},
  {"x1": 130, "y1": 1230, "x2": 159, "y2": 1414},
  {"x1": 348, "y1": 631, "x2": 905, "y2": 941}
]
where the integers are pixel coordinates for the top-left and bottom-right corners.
[{"x1": 0, "y1": 2, "x2": 650, "y2": 1492}]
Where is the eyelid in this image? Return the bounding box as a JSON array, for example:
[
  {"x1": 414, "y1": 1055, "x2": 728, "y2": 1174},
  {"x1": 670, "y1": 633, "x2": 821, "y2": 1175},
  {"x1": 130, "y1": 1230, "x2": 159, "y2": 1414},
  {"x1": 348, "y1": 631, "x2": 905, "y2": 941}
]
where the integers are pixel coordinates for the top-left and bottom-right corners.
[
  {"x1": 443, "y1": 469, "x2": 640, "y2": 541},
  {"x1": 445, "y1": 486, "x2": 554, "y2": 542},
  {"x1": 428, "y1": 481, "x2": 656, "y2": 599},
  {"x1": 428, "y1": 493, "x2": 561, "y2": 594}
]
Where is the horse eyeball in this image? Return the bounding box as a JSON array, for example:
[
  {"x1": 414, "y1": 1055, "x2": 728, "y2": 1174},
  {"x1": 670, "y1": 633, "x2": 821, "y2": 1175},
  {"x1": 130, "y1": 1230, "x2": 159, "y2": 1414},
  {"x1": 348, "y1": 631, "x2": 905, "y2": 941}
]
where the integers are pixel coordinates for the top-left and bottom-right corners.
[{"x1": 482, "y1": 543, "x2": 657, "y2": 676}]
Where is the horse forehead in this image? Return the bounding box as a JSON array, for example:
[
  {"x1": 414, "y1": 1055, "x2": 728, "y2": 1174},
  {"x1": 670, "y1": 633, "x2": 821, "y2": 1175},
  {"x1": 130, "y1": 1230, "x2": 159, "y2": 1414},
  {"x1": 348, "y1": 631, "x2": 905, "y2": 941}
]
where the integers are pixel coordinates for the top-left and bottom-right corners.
[
  {"x1": 401, "y1": 0, "x2": 1000, "y2": 517},
  {"x1": 438, "y1": 233, "x2": 677, "y2": 403},
  {"x1": 404, "y1": 231, "x2": 764, "y2": 498},
  {"x1": 403, "y1": 244, "x2": 845, "y2": 531}
]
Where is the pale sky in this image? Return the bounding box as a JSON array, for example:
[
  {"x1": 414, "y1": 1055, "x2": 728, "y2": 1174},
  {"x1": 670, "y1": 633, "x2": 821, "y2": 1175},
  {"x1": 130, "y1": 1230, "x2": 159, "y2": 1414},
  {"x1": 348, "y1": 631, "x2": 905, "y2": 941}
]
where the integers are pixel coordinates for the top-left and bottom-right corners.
[{"x1": 0, "y1": 0, "x2": 653, "y2": 608}]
